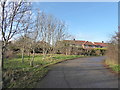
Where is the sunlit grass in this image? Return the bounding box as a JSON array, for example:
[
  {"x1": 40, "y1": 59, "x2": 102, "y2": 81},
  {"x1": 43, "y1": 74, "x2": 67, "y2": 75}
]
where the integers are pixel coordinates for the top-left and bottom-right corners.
[
  {"x1": 109, "y1": 65, "x2": 120, "y2": 72},
  {"x1": 105, "y1": 59, "x2": 120, "y2": 72},
  {"x1": 4, "y1": 54, "x2": 83, "y2": 88},
  {"x1": 4, "y1": 54, "x2": 83, "y2": 70}
]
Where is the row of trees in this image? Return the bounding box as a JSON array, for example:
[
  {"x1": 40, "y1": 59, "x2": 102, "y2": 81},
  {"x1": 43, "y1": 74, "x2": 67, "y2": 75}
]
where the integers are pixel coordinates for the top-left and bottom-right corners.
[
  {"x1": 7, "y1": 39, "x2": 106, "y2": 61},
  {"x1": 1, "y1": 0, "x2": 70, "y2": 68},
  {"x1": 1, "y1": 0, "x2": 108, "y2": 68},
  {"x1": 1, "y1": 0, "x2": 32, "y2": 68}
]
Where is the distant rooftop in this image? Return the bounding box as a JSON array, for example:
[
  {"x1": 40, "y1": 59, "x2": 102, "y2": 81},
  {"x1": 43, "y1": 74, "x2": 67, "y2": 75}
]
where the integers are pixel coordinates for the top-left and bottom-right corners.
[{"x1": 63, "y1": 40, "x2": 107, "y2": 47}]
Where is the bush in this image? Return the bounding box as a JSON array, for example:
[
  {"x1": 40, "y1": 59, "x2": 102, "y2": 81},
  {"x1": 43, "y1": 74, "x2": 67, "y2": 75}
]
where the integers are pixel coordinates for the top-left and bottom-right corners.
[
  {"x1": 105, "y1": 31, "x2": 119, "y2": 65},
  {"x1": 82, "y1": 48, "x2": 106, "y2": 56}
]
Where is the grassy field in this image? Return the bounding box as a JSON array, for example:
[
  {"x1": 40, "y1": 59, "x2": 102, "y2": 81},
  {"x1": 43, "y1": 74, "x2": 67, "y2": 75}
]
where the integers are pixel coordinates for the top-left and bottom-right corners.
[
  {"x1": 4, "y1": 54, "x2": 83, "y2": 70},
  {"x1": 3, "y1": 54, "x2": 84, "y2": 88}
]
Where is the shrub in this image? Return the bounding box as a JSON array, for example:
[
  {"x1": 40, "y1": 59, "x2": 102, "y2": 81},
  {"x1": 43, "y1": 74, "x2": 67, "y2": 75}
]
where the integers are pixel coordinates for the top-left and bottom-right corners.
[{"x1": 105, "y1": 31, "x2": 119, "y2": 65}]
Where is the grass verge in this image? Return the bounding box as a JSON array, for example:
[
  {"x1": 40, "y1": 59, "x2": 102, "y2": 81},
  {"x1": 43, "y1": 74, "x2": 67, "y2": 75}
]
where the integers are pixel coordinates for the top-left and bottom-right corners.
[
  {"x1": 3, "y1": 54, "x2": 84, "y2": 88},
  {"x1": 104, "y1": 60, "x2": 120, "y2": 74},
  {"x1": 109, "y1": 65, "x2": 120, "y2": 72}
]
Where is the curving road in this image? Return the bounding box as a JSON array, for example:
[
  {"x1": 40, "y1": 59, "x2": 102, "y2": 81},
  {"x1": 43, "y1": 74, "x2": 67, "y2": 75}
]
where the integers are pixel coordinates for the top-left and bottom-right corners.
[{"x1": 36, "y1": 56, "x2": 118, "y2": 88}]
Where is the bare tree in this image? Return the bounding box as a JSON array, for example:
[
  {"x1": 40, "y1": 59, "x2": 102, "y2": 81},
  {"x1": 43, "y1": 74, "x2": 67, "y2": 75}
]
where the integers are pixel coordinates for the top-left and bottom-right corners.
[
  {"x1": 0, "y1": 0, "x2": 32, "y2": 67},
  {"x1": 16, "y1": 35, "x2": 32, "y2": 63},
  {"x1": 36, "y1": 11, "x2": 51, "y2": 60},
  {"x1": 29, "y1": 30, "x2": 39, "y2": 67},
  {"x1": 106, "y1": 31, "x2": 119, "y2": 65},
  {"x1": 52, "y1": 20, "x2": 68, "y2": 54},
  {"x1": 36, "y1": 10, "x2": 69, "y2": 59}
]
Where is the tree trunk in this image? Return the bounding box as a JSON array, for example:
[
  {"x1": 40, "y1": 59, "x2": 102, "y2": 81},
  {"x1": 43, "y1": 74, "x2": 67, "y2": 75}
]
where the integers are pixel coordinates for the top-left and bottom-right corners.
[
  {"x1": 66, "y1": 48, "x2": 68, "y2": 55},
  {"x1": 42, "y1": 48, "x2": 45, "y2": 60},
  {"x1": 28, "y1": 50, "x2": 31, "y2": 60},
  {"x1": 2, "y1": 41, "x2": 7, "y2": 69},
  {"x1": 2, "y1": 41, "x2": 7, "y2": 88},
  {"x1": 68, "y1": 47, "x2": 71, "y2": 55},
  {"x1": 42, "y1": 47, "x2": 47, "y2": 61},
  {"x1": 2, "y1": 47, "x2": 5, "y2": 69},
  {"x1": 21, "y1": 48, "x2": 24, "y2": 63},
  {"x1": 30, "y1": 49, "x2": 35, "y2": 67}
]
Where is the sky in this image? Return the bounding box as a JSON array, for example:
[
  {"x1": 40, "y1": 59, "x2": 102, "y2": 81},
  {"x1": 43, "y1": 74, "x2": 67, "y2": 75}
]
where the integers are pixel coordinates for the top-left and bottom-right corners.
[{"x1": 32, "y1": 2, "x2": 118, "y2": 42}]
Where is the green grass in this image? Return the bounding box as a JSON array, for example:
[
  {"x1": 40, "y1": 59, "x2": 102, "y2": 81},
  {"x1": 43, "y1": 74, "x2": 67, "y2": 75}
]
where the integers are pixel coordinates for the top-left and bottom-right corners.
[
  {"x1": 109, "y1": 65, "x2": 120, "y2": 72},
  {"x1": 4, "y1": 54, "x2": 83, "y2": 70},
  {"x1": 4, "y1": 55, "x2": 43, "y2": 70},
  {"x1": 3, "y1": 54, "x2": 83, "y2": 88},
  {"x1": 105, "y1": 59, "x2": 120, "y2": 73}
]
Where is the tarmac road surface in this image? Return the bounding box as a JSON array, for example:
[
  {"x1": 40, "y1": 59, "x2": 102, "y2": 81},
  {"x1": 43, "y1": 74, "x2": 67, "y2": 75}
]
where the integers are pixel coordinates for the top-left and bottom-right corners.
[{"x1": 36, "y1": 56, "x2": 118, "y2": 88}]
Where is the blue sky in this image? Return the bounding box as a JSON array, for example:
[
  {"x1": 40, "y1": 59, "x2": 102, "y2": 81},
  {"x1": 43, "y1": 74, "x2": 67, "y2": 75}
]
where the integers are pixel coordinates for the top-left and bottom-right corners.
[{"x1": 32, "y1": 2, "x2": 118, "y2": 42}]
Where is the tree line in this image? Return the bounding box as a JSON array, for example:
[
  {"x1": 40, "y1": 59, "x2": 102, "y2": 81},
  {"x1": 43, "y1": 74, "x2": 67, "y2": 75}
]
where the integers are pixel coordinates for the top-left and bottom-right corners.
[
  {"x1": 1, "y1": 1, "x2": 110, "y2": 69},
  {"x1": 1, "y1": 0, "x2": 71, "y2": 68}
]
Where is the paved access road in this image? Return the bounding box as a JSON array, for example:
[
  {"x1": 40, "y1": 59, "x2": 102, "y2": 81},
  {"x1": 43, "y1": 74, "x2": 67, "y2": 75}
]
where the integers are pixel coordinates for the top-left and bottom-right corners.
[{"x1": 36, "y1": 56, "x2": 118, "y2": 88}]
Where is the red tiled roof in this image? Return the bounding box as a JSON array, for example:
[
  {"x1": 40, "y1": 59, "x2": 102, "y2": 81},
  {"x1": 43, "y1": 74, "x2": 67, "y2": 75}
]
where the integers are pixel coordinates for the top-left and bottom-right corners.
[
  {"x1": 83, "y1": 41, "x2": 94, "y2": 45},
  {"x1": 74, "y1": 40, "x2": 86, "y2": 44},
  {"x1": 63, "y1": 40, "x2": 107, "y2": 47},
  {"x1": 93, "y1": 42, "x2": 107, "y2": 47},
  {"x1": 63, "y1": 40, "x2": 86, "y2": 45}
]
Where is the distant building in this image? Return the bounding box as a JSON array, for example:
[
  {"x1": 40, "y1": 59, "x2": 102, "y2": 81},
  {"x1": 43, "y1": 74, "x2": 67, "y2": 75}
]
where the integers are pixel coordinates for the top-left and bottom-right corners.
[{"x1": 63, "y1": 40, "x2": 107, "y2": 49}]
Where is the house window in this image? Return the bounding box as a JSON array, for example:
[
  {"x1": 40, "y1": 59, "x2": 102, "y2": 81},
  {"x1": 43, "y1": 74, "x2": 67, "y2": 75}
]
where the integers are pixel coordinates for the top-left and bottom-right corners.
[{"x1": 85, "y1": 45, "x2": 89, "y2": 48}]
